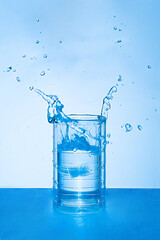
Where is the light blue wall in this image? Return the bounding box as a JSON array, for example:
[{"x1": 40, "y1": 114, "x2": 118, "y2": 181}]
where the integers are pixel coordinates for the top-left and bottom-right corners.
[{"x1": 0, "y1": 0, "x2": 159, "y2": 188}]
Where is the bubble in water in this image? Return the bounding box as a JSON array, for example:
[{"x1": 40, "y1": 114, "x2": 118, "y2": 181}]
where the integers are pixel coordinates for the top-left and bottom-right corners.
[
  {"x1": 107, "y1": 133, "x2": 111, "y2": 138},
  {"x1": 29, "y1": 86, "x2": 34, "y2": 91},
  {"x1": 113, "y1": 26, "x2": 117, "y2": 30},
  {"x1": 16, "y1": 77, "x2": 21, "y2": 82},
  {"x1": 125, "y1": 123, "x2": 133, "y2": 132},
  {"x1": 116, "y1": 40, "x2": 122, "y2": 44},
  {"x1": 59, "y1": 40, "x2": 62, "y2": 43},
  {"x1": 36, "y1": 40, "x2": 39, "y2": 44},
  {"x1": 137, "y1": 125, "x2": 142, "y2": 131},
  {"x1": 118, "y1": 75, "x2": 122, "y2": 82},
  {"x1": 43, "y1": 54, "x2": 47, "y2": 58},
  {"x1": 147, "y1": 65, "x2": 151, "y2": 69},
  {"x1": 7, "y1": 66, "x2": 12, "y2": 72},
  {"x1": 22, "y1": 54, "x2": 26, "y2": 58},
  {"x1": 40, "y1": 71, "x2": 45, "y2": 76},
  {"x1": 36, "y1": 18, "x2": 39, "y2": 22}
]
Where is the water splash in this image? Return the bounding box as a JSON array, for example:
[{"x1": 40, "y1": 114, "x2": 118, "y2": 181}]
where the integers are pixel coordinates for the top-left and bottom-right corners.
[
  {"x1": 125, "y1": 123, "x2": 133, "y2": 132},
  {"x1": 101, "y1": 86, "x2": 117, "y2": 118},
  {"x1": 40, "y1": 71, "x2": 45, "y2": 76}
]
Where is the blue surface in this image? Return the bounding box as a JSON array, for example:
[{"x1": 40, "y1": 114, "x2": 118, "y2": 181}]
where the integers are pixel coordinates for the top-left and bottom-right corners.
[{"x1": 0, "y1": 189, "x2": 160, "y2": 240}]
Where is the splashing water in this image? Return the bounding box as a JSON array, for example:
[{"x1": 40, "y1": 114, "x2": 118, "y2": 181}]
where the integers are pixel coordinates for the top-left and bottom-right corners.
[
  {"x1": 125, "y1": 123, "x2": 133, "y2": 132},
  {"x1": 33, "y1": 86, "x2": 117, "y2": 150},
  {"x1": 101, "y1": 86, "x2": 117, "y2": 118}
]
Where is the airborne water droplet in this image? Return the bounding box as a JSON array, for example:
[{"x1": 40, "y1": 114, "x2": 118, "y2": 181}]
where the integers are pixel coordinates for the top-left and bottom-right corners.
[
  {"x1": 116, "y1": 40, "x2": 122, "y2": 44},
  {"x1": 107, "y1": 133, "x2": 111, "y2": 138},
  {"x1": 118, "y1": 75, "x2": 122, "y2": 82},
  {"x1": 137, "y1": 125, "x2": 142, "y2": 131},
  {"x1": 125, "y1": 123, "x2": 133, "y2": 132},
  {"x1": 43, "y1": 54, "x2": 47, "y2": 58},
  {"x1": 59, "y1": 40, "x2": 62, "y2": 44},
  {"x1": 29, "y1": 86, "x2": 34, "y2": 91},
  {"x1": 36, "y1": 40, "x2": 39, "y2": 44},
  {"x1": 119, "y1": 29, "x2": 122, "y2": 31},
  {"x1": 16, "y1": 77, "x2": 21, "y2": 82},
  {"x1": 36, "y1": 18, "x2": 39, "y2": 22},
  {"x1": 13, "y1": 68, "x2": 16, "y2": 72},
  {"x1": 40, "y1": 71, "x2": 45, "y2": 76},
  {"x1": 7, "y1": 66, "x2": 12, "y2": 72},
  {"x1": 22, "y1": 54, "x2": 26, "y2": 58},
  {"x1": 147, "y1": 65, "x2": 151, "y2": 69},
  {"x1": 113, "y1": 26, "x2": 117, "y2": 30}
]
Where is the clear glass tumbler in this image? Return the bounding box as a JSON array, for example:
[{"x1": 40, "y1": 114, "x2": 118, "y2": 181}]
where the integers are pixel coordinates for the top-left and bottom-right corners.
[{"x1": 53, "y1": 114, "x2": 106, "y2": 213}]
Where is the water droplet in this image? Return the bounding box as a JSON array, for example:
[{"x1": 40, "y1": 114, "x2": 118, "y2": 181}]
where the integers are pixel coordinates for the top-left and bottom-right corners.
[
  {"x1": 116, "y1": 40, "x2": 122, "y2": 44},
  {"x1": 107, "y1": 133, "x2": 111, "y2": 138},
  {"x1": 36, "y1": 40, "x2": 39, "y2": 44},
  {"x1": 119, "y1": 29, "x2": 122, "y2": 31},
  {"x1": 137, "y1": 125, "x2": 142, "y2": 131},
  {"x1": 59, "y1": 40, "x2": 62, "y2": 44},
  {"x1": 132, "y1": 81, "x2": 135, "y2": 84},
  {"x1": 147, "y1": 65, "x2": 151, "y2": 69},
  {"x1": 40, "y1": 71, "x2": 45, "y2": 76},
  {"x1": 22, "y1": 54, "x2": 26, "y2": 58},
  {"x1": 36, "y1": 18, "x2": 39, "y2": 22},
  {"x1": 155, "y1": 109, "x2": 157, "y2": 112},
  {"x1": 146, "y1": 118, "x2": 149, "y2": 121},
  {"x1": 7, "y1": 66, "x2": 12, "y2": 72},
  {"x1": 125, "y1": 123, "x2": 133, "y2": 132},
  {"x1": 16, "y1": 77, "x2": 21, "y2": 82},
  {"x1": 116, "y1": 83, "x2": 118, "y2": 86},
  {"x1": 29, "y1": 86, "x2": 34, "y2": 91},
  {"x1": 73, "y1": 148, "x2": 77, "y2": 152},
  {"x1": 13, "y1": 68, "x2": 16, "y2": 72},
  {"x1": 118, "y1": 74, "x2": 122, "y2": 82},
  {"x1": 40, "y1": 32, "x2": 42, "y2": 34},
  {"x1": 104, "y1": 141, "x2": 109, "y2": 145},
  {"x1": 43, "y1": 54, "x2": 47, "y2": 58},
  {"x1": 114, "y1": 15, "x2": 116, "y2": 18},
  {"x1": 113, "y1": 26, "x2": 117, "y2": 30}
]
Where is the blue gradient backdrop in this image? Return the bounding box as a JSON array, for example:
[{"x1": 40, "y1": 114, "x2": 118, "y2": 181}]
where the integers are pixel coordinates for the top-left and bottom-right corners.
[{"x1": 0, "y1": 0, "x2": 159, "y2": 188}]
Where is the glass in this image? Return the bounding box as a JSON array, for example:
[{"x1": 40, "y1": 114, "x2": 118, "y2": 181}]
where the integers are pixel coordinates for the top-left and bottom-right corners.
[{"x1": 53, "y1": 114, "x2": 106, "y2": 213}]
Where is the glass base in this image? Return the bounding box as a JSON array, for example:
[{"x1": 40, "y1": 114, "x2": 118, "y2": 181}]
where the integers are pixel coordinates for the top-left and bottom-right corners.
[{"x1": 53, "y1": 189, "x2": 105, "y2": 214}]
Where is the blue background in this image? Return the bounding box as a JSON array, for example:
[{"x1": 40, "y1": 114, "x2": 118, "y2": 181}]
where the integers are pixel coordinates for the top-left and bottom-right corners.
[{"x1": 0, "y1": 0, "x2": 160, "y2": 188}]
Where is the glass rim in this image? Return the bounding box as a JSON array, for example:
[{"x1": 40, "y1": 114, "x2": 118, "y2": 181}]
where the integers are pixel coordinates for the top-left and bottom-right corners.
[{"x1": 67, "y1": 114, "x2": 106, "y2": 122}]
